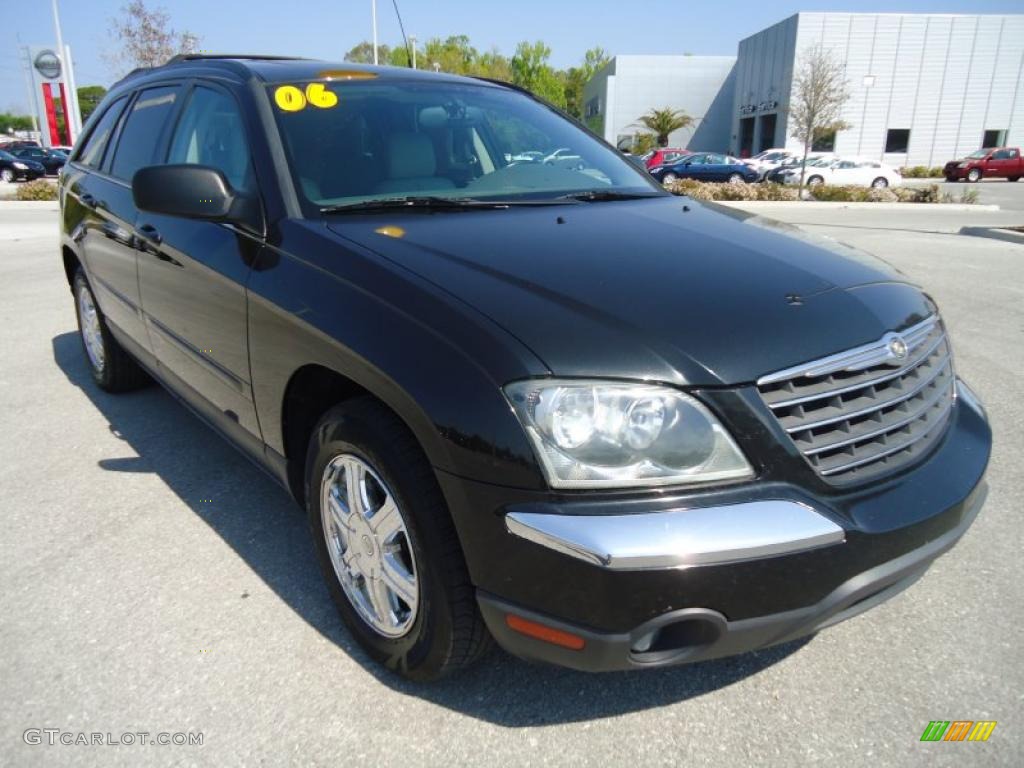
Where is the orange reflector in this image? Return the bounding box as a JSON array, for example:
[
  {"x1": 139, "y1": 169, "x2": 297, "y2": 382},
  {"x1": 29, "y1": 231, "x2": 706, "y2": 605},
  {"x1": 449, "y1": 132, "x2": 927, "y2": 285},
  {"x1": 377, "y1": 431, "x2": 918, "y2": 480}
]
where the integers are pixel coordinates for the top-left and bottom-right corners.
[{"x1": 505, "y1": 614, "x2": 585, "y2": 651}]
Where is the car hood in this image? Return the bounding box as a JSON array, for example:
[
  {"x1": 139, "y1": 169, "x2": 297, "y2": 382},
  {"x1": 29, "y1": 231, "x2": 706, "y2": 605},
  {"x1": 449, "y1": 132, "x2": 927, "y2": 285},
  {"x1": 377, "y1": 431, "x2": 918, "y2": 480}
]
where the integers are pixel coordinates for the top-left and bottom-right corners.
[{"x1": 326, "y1": 196, "x2": 930, "y2": 386}]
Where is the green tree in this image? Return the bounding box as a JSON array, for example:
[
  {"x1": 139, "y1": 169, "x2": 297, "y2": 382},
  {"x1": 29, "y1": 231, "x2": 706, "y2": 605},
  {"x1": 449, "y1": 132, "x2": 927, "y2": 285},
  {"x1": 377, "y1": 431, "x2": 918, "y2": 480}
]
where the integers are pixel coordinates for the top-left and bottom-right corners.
[
  {"x1": 105, "y1": 0, "x2": 200, "y2": 75},
  {"x1": 511, "y1": 41, "x2": 566, "y2": 109},
  {"x1": 564, "y1": 47, "x2": 609, "y2": 120},
  {"x1": 635, "y1": 107, "x2": 693, "y2": 147},
  {"x1": 344, "y1": 41, "x2": 391, "y2": 64},
  {"x1": 77, "y1": 86, "x2": 108, "y2": 122},
  {"x1": 423, "y1": 35, "x2": 479, "y2": 74},
  {"x1": 0, "y1": 113, "x2": 35, "y2": 133},
  {"x1": 476, "y1": 48, "x2": 512, "y2": 82}
]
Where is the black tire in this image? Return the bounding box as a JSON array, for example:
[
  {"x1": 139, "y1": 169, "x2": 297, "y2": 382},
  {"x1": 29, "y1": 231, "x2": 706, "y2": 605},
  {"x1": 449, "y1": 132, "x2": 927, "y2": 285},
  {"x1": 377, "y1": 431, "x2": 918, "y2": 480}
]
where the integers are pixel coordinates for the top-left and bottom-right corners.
[
  {"x1": 871, "y1": 177, "x2": 889, "y2": 189},
  {"x1": 967, "y1": 168, "x2": 982, "y2": 183},
  {"x1": 306, "y1": 398, "x2": 492, "y2": 681},
  {"x1": 1009, "y1": 176, "x2": 1020, "y2": 182},
  {"x1": 807, "y1": 175, "x2": 824, "y2": 187},
  {"x1": 662, "y1": 172, "x2": 678, "y2": 184},
  {"x1": 1, "y1": 168, "x2": 14, "y2": 183},
  {"x1": 727, "y1": 173, "x2": 744, "y2": 184},
  {"x1": 72, "y1": 269, "x2": 149, "y2": 392}
]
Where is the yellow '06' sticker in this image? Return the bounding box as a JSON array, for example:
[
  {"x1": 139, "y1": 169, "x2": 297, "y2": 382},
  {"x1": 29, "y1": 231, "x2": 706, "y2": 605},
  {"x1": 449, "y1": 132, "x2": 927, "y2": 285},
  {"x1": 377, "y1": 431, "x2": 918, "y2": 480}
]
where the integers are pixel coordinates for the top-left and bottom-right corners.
[{"x1": 274, "y1": 84, "x2": 338, "y2": 112}]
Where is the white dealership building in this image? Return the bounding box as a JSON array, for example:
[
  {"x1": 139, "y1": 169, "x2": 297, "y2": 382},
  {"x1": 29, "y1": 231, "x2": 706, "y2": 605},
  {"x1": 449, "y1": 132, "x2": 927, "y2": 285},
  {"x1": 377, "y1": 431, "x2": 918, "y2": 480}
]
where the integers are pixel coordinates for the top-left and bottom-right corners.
[
  {"x1": 583, "y1": 55, "x2": 737, "y2": 152},
  {"x1": 586, "y1": 12, "x2": 1024, "y2": 166}
]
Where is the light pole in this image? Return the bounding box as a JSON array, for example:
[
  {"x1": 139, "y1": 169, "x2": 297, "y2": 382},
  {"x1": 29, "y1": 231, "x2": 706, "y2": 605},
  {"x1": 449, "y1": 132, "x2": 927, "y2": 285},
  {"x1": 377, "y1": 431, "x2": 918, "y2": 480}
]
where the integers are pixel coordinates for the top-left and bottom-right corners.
[
  {"x1": 409, "y1": 35, "x2": 417, "y2": 69},
  {"x1": 371, "y1": 0, "x2": 379, "y2": 65}
]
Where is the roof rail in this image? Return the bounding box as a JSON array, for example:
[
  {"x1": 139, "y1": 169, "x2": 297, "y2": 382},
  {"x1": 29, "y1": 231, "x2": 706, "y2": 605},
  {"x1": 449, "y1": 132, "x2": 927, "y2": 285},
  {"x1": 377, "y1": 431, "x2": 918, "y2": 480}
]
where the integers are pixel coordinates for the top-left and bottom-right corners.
[{"x1": 165, "y1": 54, "x2": 307, "y2": 65}]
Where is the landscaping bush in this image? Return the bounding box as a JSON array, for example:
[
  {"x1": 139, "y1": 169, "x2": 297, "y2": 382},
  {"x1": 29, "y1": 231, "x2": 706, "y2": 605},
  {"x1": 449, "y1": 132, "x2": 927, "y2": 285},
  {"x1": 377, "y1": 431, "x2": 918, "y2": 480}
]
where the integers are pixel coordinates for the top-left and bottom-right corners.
[
  {"x1": 664, "y1": 179, "x2": 799, "y2": 201},
  {"x1": 14, "y1": 180, "x2": 58, "y2": 201},
  {"x1": 663, "y1": 178, "x2": 974, "y2": 204},
  {"x1": 898, "y1": 166, "x2": 944, "y2": 178}
]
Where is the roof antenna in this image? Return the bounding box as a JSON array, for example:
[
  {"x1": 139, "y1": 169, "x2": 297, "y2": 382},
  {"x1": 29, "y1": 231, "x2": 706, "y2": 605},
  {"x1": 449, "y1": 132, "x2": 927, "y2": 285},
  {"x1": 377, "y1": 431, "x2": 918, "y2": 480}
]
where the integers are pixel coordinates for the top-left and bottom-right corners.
[{"x1": 391, "y1": 0, "x2": 413, "y2": 68}]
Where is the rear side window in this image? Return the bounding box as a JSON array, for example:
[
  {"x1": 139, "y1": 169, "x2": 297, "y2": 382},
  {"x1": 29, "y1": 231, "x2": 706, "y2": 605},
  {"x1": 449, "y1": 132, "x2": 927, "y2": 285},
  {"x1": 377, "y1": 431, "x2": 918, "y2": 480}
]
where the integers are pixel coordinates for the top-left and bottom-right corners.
[
  {"x1": 166, "y1": 86, "x2": 253, "y2": 193},
  {"x1": 109, "y1": 86, "x2": 180, "y2": 181},
  {"x1": 76, "y1": 97, "x2": 128, "y2": 168}
]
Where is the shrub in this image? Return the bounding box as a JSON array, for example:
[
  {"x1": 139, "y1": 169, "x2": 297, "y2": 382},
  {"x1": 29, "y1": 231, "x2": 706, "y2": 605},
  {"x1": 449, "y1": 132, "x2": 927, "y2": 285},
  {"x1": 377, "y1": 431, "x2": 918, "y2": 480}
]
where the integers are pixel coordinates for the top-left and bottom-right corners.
[
  {"x1": 664, "y1": 178, "x2": 973, "y2": 204},
  {"x1": 957, "y1": 188, "x2": 980, "y2": 205},
  {"x1": 808, "y1": 185, "x2": 873, "y2": 202},
  {"x1": 664, "y1": 178, "x2": 799, "y2": 201},
  {"x1": 14, "y1": 179, "x2": 58, "y2": 201},
  {"x1": 898, "y1": 166, "x2": 944, "y2": 178}
]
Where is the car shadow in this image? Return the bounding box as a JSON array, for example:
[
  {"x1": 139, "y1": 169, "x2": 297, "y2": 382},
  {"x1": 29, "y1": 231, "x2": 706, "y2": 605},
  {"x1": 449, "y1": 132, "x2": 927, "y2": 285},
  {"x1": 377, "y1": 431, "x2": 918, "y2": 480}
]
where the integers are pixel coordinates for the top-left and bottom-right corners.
[{"x1": 52, "y1": 331, "x2": 810, "y2": 725}]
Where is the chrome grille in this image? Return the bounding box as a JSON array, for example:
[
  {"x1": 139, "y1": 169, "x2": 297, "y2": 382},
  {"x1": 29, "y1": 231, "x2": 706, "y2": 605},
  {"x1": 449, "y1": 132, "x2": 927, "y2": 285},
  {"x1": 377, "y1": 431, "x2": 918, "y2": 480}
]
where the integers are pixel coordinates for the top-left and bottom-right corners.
[{"x1": 757, "y1": 316, "x2": 955, "y2": 485}]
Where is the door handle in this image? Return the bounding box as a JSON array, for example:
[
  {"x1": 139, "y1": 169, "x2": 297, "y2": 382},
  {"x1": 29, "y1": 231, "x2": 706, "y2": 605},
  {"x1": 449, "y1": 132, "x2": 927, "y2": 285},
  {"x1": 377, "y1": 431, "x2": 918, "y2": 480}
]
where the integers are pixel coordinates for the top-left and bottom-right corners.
[
  {"x1": 137, "y1": 223, "x2": 162, "y2": 246},
  {"x1": 79, "y1": 192, "x2": 96, "y2": 209}
]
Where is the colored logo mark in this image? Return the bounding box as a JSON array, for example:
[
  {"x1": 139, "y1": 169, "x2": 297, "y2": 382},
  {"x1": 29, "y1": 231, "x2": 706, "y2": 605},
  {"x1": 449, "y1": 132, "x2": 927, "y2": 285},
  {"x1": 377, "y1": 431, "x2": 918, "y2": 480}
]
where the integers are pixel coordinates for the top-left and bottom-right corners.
[{"x1": 920, "y1": 721, "x2": 997, "y2": 742}]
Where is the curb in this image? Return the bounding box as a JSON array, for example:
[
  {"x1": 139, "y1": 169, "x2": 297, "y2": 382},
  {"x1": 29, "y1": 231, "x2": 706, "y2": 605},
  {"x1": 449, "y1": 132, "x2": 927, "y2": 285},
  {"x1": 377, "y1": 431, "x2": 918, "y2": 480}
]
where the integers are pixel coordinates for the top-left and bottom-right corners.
[
  {"x1": 959, "y1": 226, "x2": 1024, "y2": 245},
  {"x1": 715, "y1": 201, "x2": 1000, "y2": 212},
  {"x1": 0, "y1": 201, "x2": 59, "y2": 210}
]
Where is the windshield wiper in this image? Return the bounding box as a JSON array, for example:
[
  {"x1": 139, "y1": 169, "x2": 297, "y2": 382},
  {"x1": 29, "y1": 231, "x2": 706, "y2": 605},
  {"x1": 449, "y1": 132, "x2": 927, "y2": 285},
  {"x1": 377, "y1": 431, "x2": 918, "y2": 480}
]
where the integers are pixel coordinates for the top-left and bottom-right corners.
[
  {"x1": 320, "y1": 196, "x2": 574, "y2": 214},
  {"x1": 555, "y1": 190, "x2": 663, "y2": 202}
]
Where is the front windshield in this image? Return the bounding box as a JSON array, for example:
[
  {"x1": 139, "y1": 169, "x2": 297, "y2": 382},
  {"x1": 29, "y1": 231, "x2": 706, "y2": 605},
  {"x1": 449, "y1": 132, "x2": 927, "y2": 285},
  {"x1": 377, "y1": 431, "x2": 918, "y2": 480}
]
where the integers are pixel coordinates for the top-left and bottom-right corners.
[
  {"x1": 966, "y1": 150, "x2": 989, "y2": 159},
  {"x1": 268, "y1": 78, "x2": 660, "y2": 210}
]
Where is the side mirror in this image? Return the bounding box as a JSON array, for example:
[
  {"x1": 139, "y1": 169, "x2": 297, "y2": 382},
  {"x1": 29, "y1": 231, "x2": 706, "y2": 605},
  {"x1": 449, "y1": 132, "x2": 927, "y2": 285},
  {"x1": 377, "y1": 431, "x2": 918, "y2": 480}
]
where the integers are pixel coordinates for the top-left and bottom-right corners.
[{"x1": 132, "y1": 164, "x2": 242, "y2": 221}]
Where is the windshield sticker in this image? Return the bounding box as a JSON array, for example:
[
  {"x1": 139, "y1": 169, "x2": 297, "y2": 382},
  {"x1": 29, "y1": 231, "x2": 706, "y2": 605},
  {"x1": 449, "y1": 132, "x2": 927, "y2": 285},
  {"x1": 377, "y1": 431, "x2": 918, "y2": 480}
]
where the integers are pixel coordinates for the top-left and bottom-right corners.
[{"x1": 273, "y1": 84, "x2": 339, "y2": 112}]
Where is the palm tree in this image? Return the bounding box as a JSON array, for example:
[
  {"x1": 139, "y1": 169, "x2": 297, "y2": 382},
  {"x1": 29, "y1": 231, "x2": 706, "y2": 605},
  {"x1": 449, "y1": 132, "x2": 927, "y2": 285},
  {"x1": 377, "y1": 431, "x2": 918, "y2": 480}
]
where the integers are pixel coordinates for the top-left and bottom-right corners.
[{"x1": 636, "y1": 108, "x2": 693, "y2": 147}]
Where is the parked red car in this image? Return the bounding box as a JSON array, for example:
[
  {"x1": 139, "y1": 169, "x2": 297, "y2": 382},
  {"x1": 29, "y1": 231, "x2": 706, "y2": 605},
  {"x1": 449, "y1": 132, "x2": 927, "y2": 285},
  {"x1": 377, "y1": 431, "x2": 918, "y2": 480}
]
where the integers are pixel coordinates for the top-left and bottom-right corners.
[
  {"x1": 643, "y1": 147, "x2": 691, "y2": 170},
  {"x1": 943, "y1": 147, "x2": 1023, "y2": 182}
]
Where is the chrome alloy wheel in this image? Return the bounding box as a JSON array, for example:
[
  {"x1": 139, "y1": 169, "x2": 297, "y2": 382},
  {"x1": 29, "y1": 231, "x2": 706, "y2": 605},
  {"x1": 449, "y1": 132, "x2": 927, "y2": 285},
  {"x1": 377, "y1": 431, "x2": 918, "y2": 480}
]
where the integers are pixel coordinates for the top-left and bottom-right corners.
[
  {"x1": 77, "y1": 283, "x2": 105, "y2": 372},
  {"x1": 320, "y1": 454, "x2": 419, "y2": 637}
]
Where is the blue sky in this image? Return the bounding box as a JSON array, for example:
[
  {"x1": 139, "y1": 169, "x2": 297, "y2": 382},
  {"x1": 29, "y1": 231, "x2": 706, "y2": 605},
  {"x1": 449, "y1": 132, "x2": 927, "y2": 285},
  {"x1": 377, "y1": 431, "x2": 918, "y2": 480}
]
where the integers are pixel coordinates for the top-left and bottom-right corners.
[{"x1": 2, "y1": 0, "x2": 1022, "y2": 113}]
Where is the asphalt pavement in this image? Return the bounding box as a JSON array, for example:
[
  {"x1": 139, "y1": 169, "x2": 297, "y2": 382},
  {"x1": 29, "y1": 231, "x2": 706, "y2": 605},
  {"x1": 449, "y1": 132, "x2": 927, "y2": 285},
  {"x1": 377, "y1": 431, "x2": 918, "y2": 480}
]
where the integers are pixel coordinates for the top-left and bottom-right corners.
[{"x1": 0, "y1": 202, "x2": 1020, "y2": 767}]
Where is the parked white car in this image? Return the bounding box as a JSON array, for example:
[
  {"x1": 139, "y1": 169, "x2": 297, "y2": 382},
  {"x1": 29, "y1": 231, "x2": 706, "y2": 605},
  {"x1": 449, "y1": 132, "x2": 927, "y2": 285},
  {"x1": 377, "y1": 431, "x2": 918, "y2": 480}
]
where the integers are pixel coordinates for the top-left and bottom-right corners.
[
  {"x1": 784, "y1": 157, "x2": 903, "y2": 188},
  {"x1": 743, "y1": 148, "x2": 797, "y2": 180}
]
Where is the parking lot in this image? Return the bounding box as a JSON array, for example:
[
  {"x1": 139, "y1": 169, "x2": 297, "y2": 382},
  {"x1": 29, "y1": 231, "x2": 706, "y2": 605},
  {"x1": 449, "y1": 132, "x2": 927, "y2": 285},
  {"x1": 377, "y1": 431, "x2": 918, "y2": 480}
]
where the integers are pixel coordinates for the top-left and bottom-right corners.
[{"x1": 0, "y1": 201, "x2": 1020, "y2": 767}]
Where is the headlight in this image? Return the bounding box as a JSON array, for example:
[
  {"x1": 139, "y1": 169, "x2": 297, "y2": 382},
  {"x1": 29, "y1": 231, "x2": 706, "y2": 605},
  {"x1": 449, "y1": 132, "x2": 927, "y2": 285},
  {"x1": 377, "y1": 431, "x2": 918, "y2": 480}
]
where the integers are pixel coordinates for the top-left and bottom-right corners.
[
  {"x1": 504, "y1": 380, "x2": 753, "y2": 489},
  {"x1": 12, "y1": 162, "x2": 27, "y2": 170},
  {"x1": 958, "y1": 162, "x2": 970, "y2": 168}
]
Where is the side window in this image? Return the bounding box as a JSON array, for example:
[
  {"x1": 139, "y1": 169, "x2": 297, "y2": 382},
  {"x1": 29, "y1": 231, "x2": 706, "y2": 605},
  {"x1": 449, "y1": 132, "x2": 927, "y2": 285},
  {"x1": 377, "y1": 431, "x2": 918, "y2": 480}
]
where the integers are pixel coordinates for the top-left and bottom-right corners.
[
  {"x1": 75, "y1": 97, "x2": 128, "y2": 168},
  {"x1": 167, "y1": 86, "x2": 253, "y2": 192},
  {"x1": 109, "y1": 86, "x2": 180, "y2": 181}
]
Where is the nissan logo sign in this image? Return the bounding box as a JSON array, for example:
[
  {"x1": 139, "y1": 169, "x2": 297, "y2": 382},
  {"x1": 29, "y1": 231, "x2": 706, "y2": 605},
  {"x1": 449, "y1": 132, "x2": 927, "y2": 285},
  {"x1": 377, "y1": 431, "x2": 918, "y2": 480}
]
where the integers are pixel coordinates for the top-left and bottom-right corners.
[{"x1": 33, "y1": 50, "x2": 62, "y2": 80}]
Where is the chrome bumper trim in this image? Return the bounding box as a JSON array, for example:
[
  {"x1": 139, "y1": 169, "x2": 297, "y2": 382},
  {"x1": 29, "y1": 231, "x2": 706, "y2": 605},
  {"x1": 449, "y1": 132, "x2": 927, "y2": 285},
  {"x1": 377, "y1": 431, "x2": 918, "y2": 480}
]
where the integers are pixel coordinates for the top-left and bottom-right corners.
[{"x1": 505, "y1": 500, "x2": 845, "y2": 571}]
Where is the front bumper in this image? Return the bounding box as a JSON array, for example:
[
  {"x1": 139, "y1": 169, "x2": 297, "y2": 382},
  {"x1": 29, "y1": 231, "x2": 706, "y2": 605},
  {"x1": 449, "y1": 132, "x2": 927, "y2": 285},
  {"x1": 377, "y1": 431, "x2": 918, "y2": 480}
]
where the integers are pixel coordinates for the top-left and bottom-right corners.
[
  {"x1": 480, "y1": 481, "x2": 985, "y2": 671},
  {"x1": 438, "y1": 379, "x2": 990, "y2": 671}
]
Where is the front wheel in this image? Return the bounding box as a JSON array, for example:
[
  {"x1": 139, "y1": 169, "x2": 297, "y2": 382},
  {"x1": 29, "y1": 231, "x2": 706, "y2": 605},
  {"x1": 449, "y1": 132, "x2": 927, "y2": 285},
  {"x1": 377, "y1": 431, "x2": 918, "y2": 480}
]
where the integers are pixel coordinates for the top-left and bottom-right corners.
[
  {"x1": 307, "y1": 398, "x2": 492, "y2": 680},
  {"x1": 807, "y1": 175, "x2": 824, "y2": 187},
  {"x1": 1009, "y1": 176, "x2": 1021, "y2": 182},
  {"x1": 662, "y1": 172, "x2": 678, "y2": 184},
  {"x1": 727, "y1": 173, "x2": 744, "y2": 184},
  {"x1": 72, "y1": 269, "x2": 149, "y2": 392},
  {"x1": 871, "y1": 177, "x2": 889, "y2": 189},
  {"x1": 967, "y1": 168, "x2": 982, "y2": 183},
  {"x1": 0, "y1": 168, "x2": 14, "y2": 183}
]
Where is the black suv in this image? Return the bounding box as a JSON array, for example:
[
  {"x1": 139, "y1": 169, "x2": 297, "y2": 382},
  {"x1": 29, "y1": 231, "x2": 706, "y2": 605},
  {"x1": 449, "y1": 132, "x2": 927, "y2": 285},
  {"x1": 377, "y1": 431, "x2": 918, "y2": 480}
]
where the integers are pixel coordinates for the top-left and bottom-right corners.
[{"x1": 59, "y1": 55, "x2": 990, "y2": 680}]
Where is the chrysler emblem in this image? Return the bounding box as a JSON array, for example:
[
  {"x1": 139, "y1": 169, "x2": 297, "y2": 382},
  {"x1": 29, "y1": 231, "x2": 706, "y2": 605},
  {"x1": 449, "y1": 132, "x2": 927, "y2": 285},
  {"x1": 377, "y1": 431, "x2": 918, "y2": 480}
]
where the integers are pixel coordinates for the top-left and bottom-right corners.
[{"x1": 887, "y1": 335, "x2": 908, "y2": 360}]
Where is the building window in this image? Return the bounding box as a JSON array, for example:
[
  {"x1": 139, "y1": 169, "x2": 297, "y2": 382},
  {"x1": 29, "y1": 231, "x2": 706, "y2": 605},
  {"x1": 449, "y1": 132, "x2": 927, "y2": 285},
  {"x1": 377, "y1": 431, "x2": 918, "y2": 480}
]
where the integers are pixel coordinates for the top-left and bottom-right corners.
[
  {"x1": 812, "y1": 128, "x2": 837, "y2": 152},
  {"x1": 584, "y1": 97, "x2": 602, "y2": 119},
  {"x1": 982, "y1": 129, "x2": 1007, "y2": 148},
  {"x1": 885, "y1": 129, "x2": 911, "y2": 154}
]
